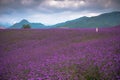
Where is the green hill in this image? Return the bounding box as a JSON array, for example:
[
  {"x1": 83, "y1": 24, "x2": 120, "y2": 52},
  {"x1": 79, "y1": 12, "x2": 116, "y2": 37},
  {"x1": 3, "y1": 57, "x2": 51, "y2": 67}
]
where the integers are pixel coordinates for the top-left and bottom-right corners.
[
  {"x1": 10, "y1": 19, "x2": 47, "y2": 29},
  {"x1": 52, "y1": 11, "x2": 120, "y2": 28}
]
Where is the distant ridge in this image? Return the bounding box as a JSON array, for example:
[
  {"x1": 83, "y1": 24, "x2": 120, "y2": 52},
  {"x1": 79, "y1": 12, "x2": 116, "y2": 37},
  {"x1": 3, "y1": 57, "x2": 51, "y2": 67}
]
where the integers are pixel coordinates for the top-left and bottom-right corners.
[
  {"x1": 10, "y1": 19, "x2": 47, "y2": 29},
  {"x1": 0, "y1": 23, "x2": 11, "y2": 28},
  {"x1": 0, "y1": 26, "x2": 5, "y2": 29},
  {"x1": 9, "y1": 11, "x2": 120, "y2": 29},
  {"x1": 52, "y1": 11, "x2": 120, "y2": 28}
]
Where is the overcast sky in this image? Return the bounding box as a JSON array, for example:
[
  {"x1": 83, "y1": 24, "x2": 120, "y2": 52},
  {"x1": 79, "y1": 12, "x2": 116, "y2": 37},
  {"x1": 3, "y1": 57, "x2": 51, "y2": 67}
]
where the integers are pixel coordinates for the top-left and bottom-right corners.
[{"x1": 0, "y1": 0, "x2": 120, "y2": 26}]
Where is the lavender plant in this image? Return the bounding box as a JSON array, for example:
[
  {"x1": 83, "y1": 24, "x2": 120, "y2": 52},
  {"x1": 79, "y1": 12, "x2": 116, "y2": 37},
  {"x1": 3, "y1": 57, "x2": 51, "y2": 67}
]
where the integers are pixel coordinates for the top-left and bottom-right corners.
[{"x1": 0, "y1": 27, "x2": 120, "y2": 80}]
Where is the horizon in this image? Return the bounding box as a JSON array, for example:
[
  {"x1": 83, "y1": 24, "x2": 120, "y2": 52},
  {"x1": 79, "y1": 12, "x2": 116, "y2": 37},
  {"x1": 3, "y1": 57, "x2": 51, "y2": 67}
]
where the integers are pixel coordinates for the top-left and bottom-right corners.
[
  {"x1": 1, "y1": 10, "x2": 120, "y2": 28},
  {"x1": 0, "y1": 0, "x2": 120, "y2": 27},
  {"x1": 10, "y1": 10, "x2": 120, "y2": 25}
]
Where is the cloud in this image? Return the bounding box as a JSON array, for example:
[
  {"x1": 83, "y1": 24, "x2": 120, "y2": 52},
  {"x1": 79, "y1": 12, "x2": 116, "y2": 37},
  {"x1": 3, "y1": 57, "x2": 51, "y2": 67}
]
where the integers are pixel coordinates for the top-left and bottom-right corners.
[
  {"x1": 42, "y1": 0, "x2": 86, "y2": 9},
  {"x1": 0, "y1": 0, "x2": 120, "y2": 15},
  {"x1": 21, "y1": 0, "x2": 34, "y2": 5},
  {"x1": 38, "y1": 0, "x2": 120, "y2": 13},
  {"x1": 0, "y1": 0, "x2": 120, "y2": 25}
]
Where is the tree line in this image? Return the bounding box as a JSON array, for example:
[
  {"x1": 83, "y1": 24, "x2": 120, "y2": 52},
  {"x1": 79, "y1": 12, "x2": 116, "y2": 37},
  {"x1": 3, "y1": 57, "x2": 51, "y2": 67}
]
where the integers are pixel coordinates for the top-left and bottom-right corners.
[{"x1": 22, "y1": 24, "x2": 31, "y2": 29}]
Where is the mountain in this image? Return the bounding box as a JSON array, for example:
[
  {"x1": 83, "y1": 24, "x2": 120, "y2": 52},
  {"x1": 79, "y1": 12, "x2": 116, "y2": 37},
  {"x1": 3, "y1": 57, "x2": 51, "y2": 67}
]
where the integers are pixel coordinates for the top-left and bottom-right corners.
[
  {"x1": 0, "y1": 26, "x2": 6, "y2": 29},
  {"x1": 10, "y1": 19, "x2": 47, "y2": 29},
  {"x1": 0, "y1": 23, "x2": 11, "y2": 28},
  {"x1": 52, "y1": 11, "x2": 120, "y2": 28},
  {"x1": 9, "y1": 11, "x2": 120, "y2": 29}
]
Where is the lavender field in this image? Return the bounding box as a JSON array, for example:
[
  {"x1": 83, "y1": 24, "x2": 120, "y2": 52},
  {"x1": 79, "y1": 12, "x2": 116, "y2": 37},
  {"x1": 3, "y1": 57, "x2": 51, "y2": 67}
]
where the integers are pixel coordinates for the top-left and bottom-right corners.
[{"x1": 0, "y1": 27, "x2": 120, "y2": 80}]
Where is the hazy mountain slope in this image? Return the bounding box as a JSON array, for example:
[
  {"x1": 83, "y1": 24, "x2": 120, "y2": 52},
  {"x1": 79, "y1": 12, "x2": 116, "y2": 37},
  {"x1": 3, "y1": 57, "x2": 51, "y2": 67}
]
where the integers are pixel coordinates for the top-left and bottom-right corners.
[
  {"x1": 52, "y1": 11, "x2": 120, "y2": 28},
  {"x1": 9, "y1": 11, "x2": 120, "y2": 29},
  {"x1": 0, "y1": 23, "x2": 11, "y2": 28},
  {"x1": 0, "y1": 26, "x2": 5, "y2": 29},
  {"x1": 10, "y1": 19, "x2": 46, "y2": 29}
]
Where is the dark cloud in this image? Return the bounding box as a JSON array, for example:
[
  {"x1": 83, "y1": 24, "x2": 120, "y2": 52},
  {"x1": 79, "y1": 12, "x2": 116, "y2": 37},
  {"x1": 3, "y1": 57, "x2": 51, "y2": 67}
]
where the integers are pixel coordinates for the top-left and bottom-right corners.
[
  {"x1": 0, "y1": 0, "x2": 120, "y2": 15},
  {"x1": 0, "y1": 0, "x2": 44, "y2": 15},
  {"x1": 0, "y1": 0, "x2": 120, "y2": 25}
]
